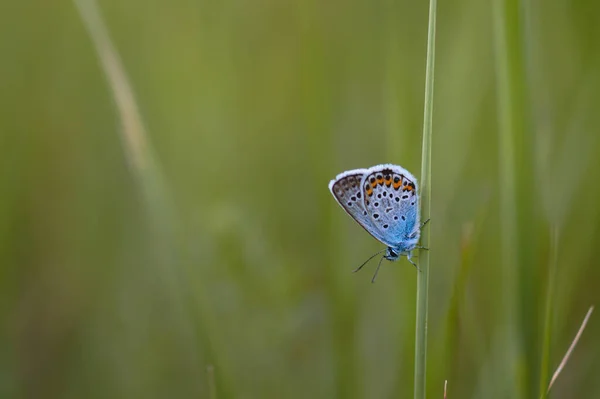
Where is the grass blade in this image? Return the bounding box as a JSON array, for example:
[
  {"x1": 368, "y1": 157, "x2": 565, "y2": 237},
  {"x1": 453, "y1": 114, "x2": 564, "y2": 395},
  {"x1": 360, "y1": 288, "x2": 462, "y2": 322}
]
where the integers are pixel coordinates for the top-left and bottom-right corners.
[
  {"x1": 73, "y1": 0, "x2": 209, "y2": 394},
  {"x1": 547, "y1": 306, "x2": 594, "y2": 393},
  {"x1": 414, "y1": 0, "x2": 437, "y2": 397},
  {"x1": 491, "y1": 0, "x2": 534, "y2": 394},
  {"x1": 73, "y1": 0, "x2": 153, "y2": 175},
  {"x1": 538, "y1": 227, "x2": 559, "y2": 399}
]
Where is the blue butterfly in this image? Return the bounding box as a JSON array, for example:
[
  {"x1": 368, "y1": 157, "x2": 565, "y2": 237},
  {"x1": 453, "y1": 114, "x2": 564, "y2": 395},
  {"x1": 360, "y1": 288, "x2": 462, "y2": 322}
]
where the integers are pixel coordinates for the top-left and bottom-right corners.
[{"x1": 328, "y1": 164, "x2": 428, "y2": 282}]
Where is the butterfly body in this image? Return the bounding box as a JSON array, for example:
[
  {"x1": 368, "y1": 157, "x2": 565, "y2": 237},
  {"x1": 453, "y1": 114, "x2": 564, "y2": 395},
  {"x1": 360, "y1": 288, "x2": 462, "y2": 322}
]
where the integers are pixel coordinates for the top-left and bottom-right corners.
[{"x1": 328, "y1": 164, "x2": 422, "y2": 271}]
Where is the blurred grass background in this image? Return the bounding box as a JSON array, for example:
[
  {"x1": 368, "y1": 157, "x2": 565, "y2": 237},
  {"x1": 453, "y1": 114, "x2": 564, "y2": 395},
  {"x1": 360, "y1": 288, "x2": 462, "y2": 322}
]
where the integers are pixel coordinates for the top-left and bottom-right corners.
[{"x1": 1, "y1": 0, "x2": 599, "y2": 398}]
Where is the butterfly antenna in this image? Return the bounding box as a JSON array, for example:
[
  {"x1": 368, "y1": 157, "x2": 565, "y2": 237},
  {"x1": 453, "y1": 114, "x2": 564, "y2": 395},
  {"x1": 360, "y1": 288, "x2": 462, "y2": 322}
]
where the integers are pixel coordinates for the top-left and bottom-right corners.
[
  {"x1": 353, "y1": 249, "x2": 386, "y2": 273},
  {"x1": 371, "y1": 255, "x2": 386, "y2": 283}
]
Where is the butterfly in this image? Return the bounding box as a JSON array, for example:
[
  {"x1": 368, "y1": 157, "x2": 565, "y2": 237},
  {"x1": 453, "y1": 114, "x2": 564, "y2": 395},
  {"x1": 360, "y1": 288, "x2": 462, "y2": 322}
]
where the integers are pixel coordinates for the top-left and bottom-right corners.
[{"x1": 328, "y1": 164, "x2": 428, "y2": 282}]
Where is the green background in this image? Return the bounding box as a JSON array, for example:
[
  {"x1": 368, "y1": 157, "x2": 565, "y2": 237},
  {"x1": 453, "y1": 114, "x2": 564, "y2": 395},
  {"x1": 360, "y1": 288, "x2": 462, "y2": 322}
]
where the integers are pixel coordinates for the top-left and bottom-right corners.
[{"x1": 1, "y1": 0, "x2": 599, "y2": 398}]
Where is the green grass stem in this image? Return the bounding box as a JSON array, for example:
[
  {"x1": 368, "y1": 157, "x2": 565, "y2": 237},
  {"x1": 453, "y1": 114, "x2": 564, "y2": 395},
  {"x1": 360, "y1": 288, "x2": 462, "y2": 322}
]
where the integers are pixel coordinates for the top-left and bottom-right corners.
[
  {"x1": 491, "y1": 0, "x2": 532, "y2": 395},
  {"x1": 538, "y1": 227, "x2": 559, "y2": 399},
  {"x1": 73, "y1": 0, "x2": 213, "y2": 395},
  {"x1": 414, "y1": 0, "x2": 436, "y2": 397}
]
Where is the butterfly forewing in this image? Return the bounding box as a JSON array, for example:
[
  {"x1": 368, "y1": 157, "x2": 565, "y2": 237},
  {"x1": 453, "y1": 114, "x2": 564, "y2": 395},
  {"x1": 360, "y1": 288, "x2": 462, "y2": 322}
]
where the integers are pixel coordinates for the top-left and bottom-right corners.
[{"x1": 328, "y1": 169, "x2": 391, "y2": 245}]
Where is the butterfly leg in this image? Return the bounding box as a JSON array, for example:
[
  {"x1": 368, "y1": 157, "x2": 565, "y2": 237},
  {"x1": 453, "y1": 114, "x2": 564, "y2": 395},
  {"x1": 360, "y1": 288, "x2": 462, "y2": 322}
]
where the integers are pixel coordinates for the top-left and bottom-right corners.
[
  {"x1": 409, "y1": 219, "x2": 431, "y2": 239},
  {"x1": 416, "y1": 219, "x2": 431, "y2": 250},
  {"x1": 407, "y1": 252, "x2": 421, "y2": 272}
]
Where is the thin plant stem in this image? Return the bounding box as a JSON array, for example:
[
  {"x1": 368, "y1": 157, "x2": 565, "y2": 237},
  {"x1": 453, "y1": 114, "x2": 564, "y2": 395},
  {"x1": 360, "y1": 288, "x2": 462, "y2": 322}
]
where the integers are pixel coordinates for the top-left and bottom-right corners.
[
  {"x1": 491, "y1": 0, "x2": 531, "y2": 394},
  {"x1": 73, "y1": 1, "x2": 211, "y2": 395},
  {"x1": 72, "y1": 0, "x2": 152, "y2": 176},
  {"x1": 547, "y1": 306, "x2": 594, "y2": 393},
  {"x1": 414, "y1": 0, "x2": 436, "y2": 397},
  {"x1": 538, "y1": 227, "x2": 559, "y2": 399}
]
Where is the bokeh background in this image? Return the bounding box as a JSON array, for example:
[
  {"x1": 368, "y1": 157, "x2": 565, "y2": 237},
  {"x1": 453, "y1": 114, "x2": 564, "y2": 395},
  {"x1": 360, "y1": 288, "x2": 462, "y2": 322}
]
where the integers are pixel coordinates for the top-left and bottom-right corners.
[{"x1": 1, "y1": 0, "x2": 599, "y2": 398}]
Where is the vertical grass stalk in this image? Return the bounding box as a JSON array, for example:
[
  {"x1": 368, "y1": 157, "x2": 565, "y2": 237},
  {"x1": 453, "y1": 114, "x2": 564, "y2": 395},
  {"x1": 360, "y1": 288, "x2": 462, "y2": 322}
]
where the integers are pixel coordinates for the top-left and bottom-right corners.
[
  {"x1": 538, "y1": 227, "x2": 559, "y2": 399},
  {"x1": 491, "y1": 0, "x2": 531, "y2": 395},
  {"x1": 74, "y1": 0, "x2": 209, "y2": 394},
  {"x1": 414, "y1": 0, "x2": 437, "y2": 397}
]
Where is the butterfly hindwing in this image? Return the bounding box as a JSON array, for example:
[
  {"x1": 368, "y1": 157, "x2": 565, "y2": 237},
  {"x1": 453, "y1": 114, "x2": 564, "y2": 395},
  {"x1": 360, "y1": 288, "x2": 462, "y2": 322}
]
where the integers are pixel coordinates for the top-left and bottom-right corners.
[
  {"x1": 328, "y1": 169, "x2": 391, "y2": 245},
  {"x1": 361, "y1": 164, "x2": 420, "y2": 247}
]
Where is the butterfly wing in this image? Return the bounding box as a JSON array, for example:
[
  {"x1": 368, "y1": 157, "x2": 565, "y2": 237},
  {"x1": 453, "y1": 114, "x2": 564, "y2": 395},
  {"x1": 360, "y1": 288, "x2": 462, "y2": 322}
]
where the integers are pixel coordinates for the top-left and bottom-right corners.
[
  {"x1": 328, "y1": 169, "x2": 392, "y2": 245},
  {"x1": 361, "y1": 164, "x2": 420, "y2": 248}
]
